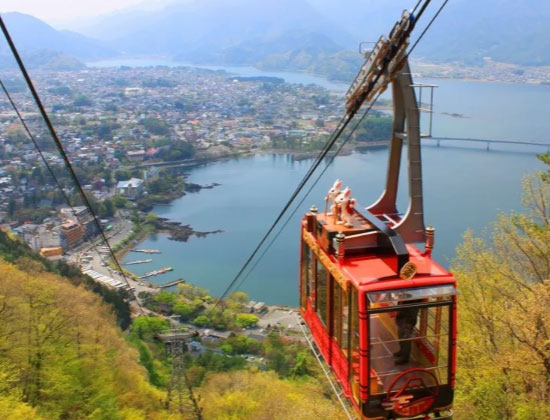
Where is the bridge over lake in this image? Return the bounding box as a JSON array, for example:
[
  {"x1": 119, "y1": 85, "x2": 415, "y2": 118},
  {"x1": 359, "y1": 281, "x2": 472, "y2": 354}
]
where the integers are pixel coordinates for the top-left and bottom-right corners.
[{"x1": 428, "y1": 136, "x2": 550, "y2": 152}]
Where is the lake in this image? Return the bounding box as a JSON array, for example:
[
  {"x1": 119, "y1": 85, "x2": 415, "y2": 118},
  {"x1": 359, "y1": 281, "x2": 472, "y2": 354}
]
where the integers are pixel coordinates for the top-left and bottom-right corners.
[{"x1": 116, "y1": 60, "x2": 550, "y2": 305}]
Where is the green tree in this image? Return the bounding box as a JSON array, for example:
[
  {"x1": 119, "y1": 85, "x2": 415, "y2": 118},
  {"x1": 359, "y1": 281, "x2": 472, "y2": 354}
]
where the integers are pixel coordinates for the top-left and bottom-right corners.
[
  {"x1": 114, "y1": 169, "x2": 131, "y2": 181},
  {"x1": 173, "y1": 302, "x2": 196, "y2": 321},
  {"x1": 73, "y1": 94, "x2": 92, "y2": 107},
  {"x1": 193, "y1": 315, "x2": 211, "y2": 327},
  {"x1": 130, "y1": 316, "x2": 169, "y2": 340},
  {"x1": 235, "y1": 314, "x2": 259, "y2": 328},
  {"x1": 7, "y1": 198, "x2": 16, "y2": 216},
  {"x1": 103, "y1": 199, "x2": 115, "y2": 217},
  {"x1": 453, "y1": 160, "x2": 550, "y2": 419},
  {"x1": 355, "y1": 114, "x2": 392, "y2": 142},
  {"x1": 140, "y1": 118, "x2": 170, "y2": 136},
  {"x1": 229, "y1": 291, "x2": 249, "y2": 304},
  {"x1": 111, "y1": 195, "x2": 128, "y2": 209}
]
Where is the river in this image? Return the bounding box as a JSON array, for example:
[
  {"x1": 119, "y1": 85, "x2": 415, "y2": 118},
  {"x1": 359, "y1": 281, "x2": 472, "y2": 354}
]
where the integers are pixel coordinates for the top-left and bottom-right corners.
[{"x1": 107, "y1": 59, "x2": 550, "y2": 305}]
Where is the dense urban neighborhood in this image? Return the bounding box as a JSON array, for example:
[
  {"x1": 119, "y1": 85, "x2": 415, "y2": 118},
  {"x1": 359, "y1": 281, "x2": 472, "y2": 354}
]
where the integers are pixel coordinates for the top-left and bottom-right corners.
[{"x1": 0, "y1": 66, "x2": 354, "y2": 257}]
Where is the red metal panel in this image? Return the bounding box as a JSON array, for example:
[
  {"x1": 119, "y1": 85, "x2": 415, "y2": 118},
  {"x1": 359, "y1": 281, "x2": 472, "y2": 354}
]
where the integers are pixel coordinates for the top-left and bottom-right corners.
[{"x1": 329, "y1": 338, "x2": 351, "y2": 396}]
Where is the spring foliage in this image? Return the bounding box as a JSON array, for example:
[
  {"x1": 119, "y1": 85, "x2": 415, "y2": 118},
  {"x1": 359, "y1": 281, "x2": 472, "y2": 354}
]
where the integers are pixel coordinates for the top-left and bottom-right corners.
[
  {"x1": 453, "y1": 167, "x2": 550, "y2": 419},
  {"x1": 198, "y1": 370, "x2": 347, "y2": 420},
  {"x1": 0, "y1": 259, "x2": 176, "y2": 420}
]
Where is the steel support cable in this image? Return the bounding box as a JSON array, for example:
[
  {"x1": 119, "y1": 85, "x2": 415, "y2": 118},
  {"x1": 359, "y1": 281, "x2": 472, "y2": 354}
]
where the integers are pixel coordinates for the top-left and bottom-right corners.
[
  {"x1": 0, "y1": 79, "x2": 126, "y2": 284},
  {"x1": 234, "y1": 94, "x2": 383, "y2": 292},
  {"x1": 208, "y1": 113, "x2": 354, "y2": 313},
  {"x1": 206, "y1": 104, "x2": 352, "y2": 313},
  {"x1": 411, "y1": 0, "x2": 424, "y2": 15},
  {"x1": 210, "y1": 1, "x2": 436, "y2": 310},
  {"x1": 0, "y1": 16, "x2": 143, "y2": 311},
  {"x1": 232, "y1": 0, "x2": 451, "y2": 289},
  {"x1": 408, "y1": 0, "x2": 449, "y2": 56}
]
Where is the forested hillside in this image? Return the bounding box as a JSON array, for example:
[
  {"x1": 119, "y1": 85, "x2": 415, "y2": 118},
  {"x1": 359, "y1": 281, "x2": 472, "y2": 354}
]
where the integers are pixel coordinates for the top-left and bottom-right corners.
[
  {"x1": 0, "y1": 257, "x2": 172, "y2": 419},
  {"x1": 0, "y1": 230, "x2": 131, "y2": 329},
  {"x1": 0, "y1": 231, "x2": 345, "y2": 419},
  {"x1": 452, "y1": 156, "x2": 550, "y2": 419}
]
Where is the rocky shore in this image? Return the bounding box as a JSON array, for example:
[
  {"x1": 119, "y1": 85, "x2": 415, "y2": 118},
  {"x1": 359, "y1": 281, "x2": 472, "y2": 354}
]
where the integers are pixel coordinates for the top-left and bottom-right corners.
[{"x1": 152, "y1": 217, "x2": 223, "y2": 242}]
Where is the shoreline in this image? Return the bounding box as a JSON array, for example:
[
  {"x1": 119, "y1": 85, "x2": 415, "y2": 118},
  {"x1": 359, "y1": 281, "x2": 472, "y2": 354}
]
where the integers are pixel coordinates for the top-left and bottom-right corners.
[
  {"x1": 116, "y1": 144, "x2": 386, "y2": 281},
  {"x1": 86, "y1": 56, "x2": 550, "y2": 87}
]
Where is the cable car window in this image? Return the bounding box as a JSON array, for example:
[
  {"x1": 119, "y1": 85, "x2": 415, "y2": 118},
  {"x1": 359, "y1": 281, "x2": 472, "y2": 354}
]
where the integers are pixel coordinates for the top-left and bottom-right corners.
[
  {"x1": 316, "y1": 259, "x2": 328, "y2": 325},
  {"x1": 368, "y1": 299, "x2": 452, "y2": 396},
  {"x1": 342, "y1": 287, "x2": 349, "y2": 357},
  {"x1": 308, "y1": 255, "x2": 316, "y2": 307},
  {"x1": 300, "y1": 242, "x2": 311, "y2": 309},
  {"x1": 332, "y1": 280, "x2": 349, "y2": 357},
  {"x1": 350, "y1": 288, "x2": 360, "y2": 404},
  {"x1": 367, "y1": 285, "x2": 456, "y2": 305},
  {"x1": 332, "y1": 279, "x2": 342, "y2": 344}
]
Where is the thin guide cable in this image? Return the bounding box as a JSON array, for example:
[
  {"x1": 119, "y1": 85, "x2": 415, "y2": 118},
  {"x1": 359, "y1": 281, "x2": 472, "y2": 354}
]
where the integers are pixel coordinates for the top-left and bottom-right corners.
[{"x1": 0, "y1": 16, "x2": 142, "y2": 310}]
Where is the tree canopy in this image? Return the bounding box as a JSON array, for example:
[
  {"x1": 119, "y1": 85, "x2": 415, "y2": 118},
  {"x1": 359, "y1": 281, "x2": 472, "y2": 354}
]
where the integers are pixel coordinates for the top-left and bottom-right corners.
[
  {"x1": 453, "y1": 158, "x2": 550, "y2": 419},
  {"x1": 0, "y1": 259, "x2": 174, "y2": 419}
]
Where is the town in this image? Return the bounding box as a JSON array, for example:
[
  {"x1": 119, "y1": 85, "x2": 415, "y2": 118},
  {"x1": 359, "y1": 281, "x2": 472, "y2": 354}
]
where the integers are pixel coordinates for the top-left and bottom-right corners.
[{"x1": 0, "y1": 65, "x2": 350, "y2": 262}]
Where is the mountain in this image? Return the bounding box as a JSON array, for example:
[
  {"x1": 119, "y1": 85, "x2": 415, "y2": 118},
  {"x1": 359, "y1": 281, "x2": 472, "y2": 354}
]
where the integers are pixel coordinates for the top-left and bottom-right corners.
[
  {"x1": 410, "y1": 0, "x2": 550, "y2": 66},
  {"x1": 85, "y1": 0, "x2": 550, "y2": 67},
  {"x1": 5, "y1": 0, "x2": 550, "y2": 74},
  {"x1": 0, "y1": 12, "x2": 116, "y2": 62},
  {"x1": 176, "y1": 30, "x2": 344, "y2": 65},
  {"x1": 0, "y1": 49, "x2": 86, "y2": 70},
  {"x1": 113, "y1": 0, "x2": 352, "y2": 56}
]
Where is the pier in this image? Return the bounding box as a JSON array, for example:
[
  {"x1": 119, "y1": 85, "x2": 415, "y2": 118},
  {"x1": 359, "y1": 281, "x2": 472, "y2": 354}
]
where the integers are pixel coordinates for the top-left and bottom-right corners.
[
  {"x1": 131, "y1": 248, "x2": 161, "y2": 254},
  {"x1": 138, "y1": 266, "x2": 173, "y2": 279},
  {"x1": 124, "y1": 259, "x2": 152, "y2": 265},
  {"x1": 158, "y1": 279, "x2": 186, "y2": 289}
]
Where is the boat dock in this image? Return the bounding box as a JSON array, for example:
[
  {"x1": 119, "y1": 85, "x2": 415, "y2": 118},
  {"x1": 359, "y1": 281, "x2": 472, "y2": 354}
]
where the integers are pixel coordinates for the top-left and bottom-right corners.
[
  {"x1": 124, "y1": 259, "x2": 152, "y2": 265},
  {"x1": 138, "y1": 266, "x2": 173, "y2": 279},
  {"x1": 158, "y1": 278, "x2": 186, "y2": 289},
  {"x1": 131, "y1": 249, "x2": 161, "y2": 254}
]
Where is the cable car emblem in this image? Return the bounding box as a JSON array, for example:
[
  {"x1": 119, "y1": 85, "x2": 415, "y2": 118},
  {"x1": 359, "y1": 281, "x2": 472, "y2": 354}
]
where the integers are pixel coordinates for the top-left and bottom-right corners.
[
  {"x1": 399, "y1": 261, "x2": 417, "y2": 280},
  {"x1": 382, "y1": 368, "x2": 439, "y2": 418}
]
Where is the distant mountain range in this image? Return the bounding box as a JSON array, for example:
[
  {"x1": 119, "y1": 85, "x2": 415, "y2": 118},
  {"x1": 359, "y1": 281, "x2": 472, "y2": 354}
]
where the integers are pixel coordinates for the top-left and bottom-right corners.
[
  {"x1": 0, "y1": 12, "x2": 114, "y2": 69},
  {"x1": 2, "y1": 0, "x2": 550, "y2": 75}
]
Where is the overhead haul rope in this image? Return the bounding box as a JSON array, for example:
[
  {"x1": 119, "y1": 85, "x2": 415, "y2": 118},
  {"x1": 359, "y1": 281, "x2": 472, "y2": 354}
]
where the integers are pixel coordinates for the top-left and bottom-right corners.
[
  {"x1": 234, "y1": 93, "x2": 384, "y2": 292},
  {"x1": 0, "y1": 80, "x2": 125, "y2": 281},
  {"x1": 408, "y1": 0, "x2": 449, "y2": 55},
  {"x1": 209, "y1": 0, "x2": 439, "y2": 312},
  {"x1": 0, "y1": 16, "x2": 143, "y2": 311},
  {"x1": 226, "y1": 0, "x2": 451, "y2": 295},
  {"x1": 208, "y1": 113, "x2": 355, "y2": 313}
]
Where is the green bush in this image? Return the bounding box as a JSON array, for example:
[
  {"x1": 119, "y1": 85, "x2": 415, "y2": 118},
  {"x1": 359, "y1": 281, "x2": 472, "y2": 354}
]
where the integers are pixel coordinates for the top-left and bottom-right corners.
[{"x1": 235, "y1": 313, "x2": 259, "y2": 328}]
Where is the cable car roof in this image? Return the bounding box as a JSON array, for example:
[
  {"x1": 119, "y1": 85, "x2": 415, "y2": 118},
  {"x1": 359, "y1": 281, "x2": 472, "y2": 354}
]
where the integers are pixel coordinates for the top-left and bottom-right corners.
[{"x1": 338, "y1": 244, "x2": 455, "y2": 293}]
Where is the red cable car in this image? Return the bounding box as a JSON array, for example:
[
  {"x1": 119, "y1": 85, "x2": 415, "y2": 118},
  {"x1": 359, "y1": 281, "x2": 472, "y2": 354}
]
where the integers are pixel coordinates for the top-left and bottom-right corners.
[{"x1": 299, "y1": 31, "x2": 457, "y2": 420}]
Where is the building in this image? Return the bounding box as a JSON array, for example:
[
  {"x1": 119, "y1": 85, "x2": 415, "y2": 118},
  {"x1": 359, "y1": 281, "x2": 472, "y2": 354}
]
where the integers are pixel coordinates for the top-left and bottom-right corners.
[
  {"x1": 59, "y1": 206, "x2": 98, "y2": 240},
  {"x1": 60, "y1": 220, "x2": 85, "y2": 250},
  {"x1": 14, "y1": 223, "x2": 60, "y2": 252},
  {"x1": 126, "y1": 150, "x2": 145, "y2": 161},
  {"x1": 124, "y1": 87, "x2": 143, "y2": 96},
  {"x1": 116, "y1": 178, "x2": 144, "y2": 200},
  {"x1": 59, "y1": 206, "x2": 90, "y2": 220},
  {"x1": 40, "y1": 247, "x2": 63, "y2": 260}
]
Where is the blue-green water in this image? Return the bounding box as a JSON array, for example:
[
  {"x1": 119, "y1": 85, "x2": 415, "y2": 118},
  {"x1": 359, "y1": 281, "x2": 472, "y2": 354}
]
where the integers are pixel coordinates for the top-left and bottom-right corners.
[
  {"x1": 125, "y1": 146, "x2": 546, "y2": 305},
  {"x1": 117, "y1": 63, "x2": 550, "y2": 305}
]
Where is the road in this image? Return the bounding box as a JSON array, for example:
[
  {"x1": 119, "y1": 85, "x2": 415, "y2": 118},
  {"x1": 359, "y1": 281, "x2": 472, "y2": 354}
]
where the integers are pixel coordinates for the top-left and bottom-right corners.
[{"x1": 69, "y1": 211, "x2": 158, "y2": 303}]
